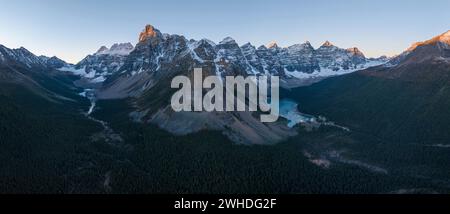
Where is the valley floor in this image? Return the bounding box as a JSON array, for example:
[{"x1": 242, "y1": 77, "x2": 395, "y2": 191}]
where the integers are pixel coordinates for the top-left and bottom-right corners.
[
  {"x1": 1, "y1": 77, "x2": 449, "y2": 193},
  {"x1": 53, "y1": 97, "x2": 450, "y2": 193}
]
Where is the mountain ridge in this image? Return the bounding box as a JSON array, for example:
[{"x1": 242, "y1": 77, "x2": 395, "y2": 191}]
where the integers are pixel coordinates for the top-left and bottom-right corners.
[{"x1": 59, "y1": 24, "x2": 387, "y2": 87}]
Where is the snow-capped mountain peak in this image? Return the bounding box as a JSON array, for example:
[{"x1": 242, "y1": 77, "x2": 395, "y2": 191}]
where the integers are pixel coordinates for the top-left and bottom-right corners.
[
  {"x1": 56, "y1": 24, "x2": 389, "y2": 86},
  {"x1": 346, "y1": 47, "x2": 365, "y2": 57},
  {"x1": 96, "y1": 46, "x2": 109, "y2": 54},
  {"x1": 139, "y1": 24, "x2": 161, "y2": 42},
  {"x1": 301, "y1": 41, "x2": 314, "y2": 49},
  {"x1": 95, "y1": 43, "x2": 134, "y2": 56},
  {"x1": 199, "y1": 38, "x2": 216, "y2": 46},
  {"x1": 257, "y1": 45, "x2": 268, "y2": 50},
  {"x1": 219, "y1": 37, "x2": 237, "y2": 45},
  {"x1": 266, "y1": 41, "x2": 279, "y2": 49},
  {"x1": 40, "y1": 55, "x2": 68, "y2": 68},
  {"x1": 287, "y1": 42, "x2": 314, "y2": 52},
  {"x1": 321, "y1": 41, "x2": 334, "y2": 47},
  {"x1": 241, "y1": 42, "x2": 253, "y2": 48},
  {"x1": 60, "y1": 42, "x2": 134, "y2": 83}
]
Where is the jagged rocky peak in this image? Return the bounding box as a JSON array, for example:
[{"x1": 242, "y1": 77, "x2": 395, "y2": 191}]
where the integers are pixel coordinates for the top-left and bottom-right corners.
[
  {"x1": 96, "y1": 46, "x2": 109, "y2": 54},
  {"x1": 266, "y1": 41, "x2": 279, "y2": 49},
  {"x1": 257, "y1": 45, "x2": 268, "y2": 50},
  {"x1": 347, "y1": 47, "x2": 365, "y2": 57},
  {"x1": 139, "y1": 24, "x2": 161, "y2": 42},
  {"x1": 43, "y1": 56, "x2": 67, "y2": 68},
  {"x1": 219, "y1": 37, "x2": 237, "y2": 45},
  {"x1": 14, "y1": 46, "x2": 35, "y2": 57},
  {"x1": 288, "y1": 41, "x2": 314, "y2": 52},
  {"x1": 302, "y1": 41, "x2": 314, "y2": 49},
  {"x1": 321, "y1": 41, "x2": 334, "y2": 47},
  {"x1": 110, "y1": 42, "x2": 134, "y2": 50},
  {"x1": 91, "y1": 43, "x2": 134, "y2": 57},
  {"x1": 241, "y1": 42, "x2": 256, "y2": 51},
  {"x1": 95, "y1": 43, "x2": 134, "y2": 56},
  {"x1": 241, "y1": 42, "x2": 257, "y2": 54},
  {"x1": 198, "y1": 38, "x2": 216, "y2": 46}
]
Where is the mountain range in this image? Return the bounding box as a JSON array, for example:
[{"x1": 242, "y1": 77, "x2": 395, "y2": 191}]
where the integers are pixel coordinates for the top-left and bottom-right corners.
[
  {"x1": 45, "y1": 24, "x2": 388, "y2": 144},
  {"x1": 60, "y1": 25, "x2": 388, "y2": 88},
  {"x1": 282, "y1": 30, "x2": 450, "y2": 193},
  {"x1": 1, "y1": 26, "x2": 450, "y2": 193},
  {"x1": 1, "y1": 26, "x2": 448, "y2": 144}
]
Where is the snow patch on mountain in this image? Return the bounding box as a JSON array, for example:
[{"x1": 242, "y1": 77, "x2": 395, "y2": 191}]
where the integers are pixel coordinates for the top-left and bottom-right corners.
[
  {"x1": 0, "y1": 45, "x2": 69, "y2": 69},
  {"x1": 59, "y1": 66, "x2": 86, "y2": 75},
  {"x1": 284, "y1": 59, "x2": 386, "y2": 79},
  {"x1": 187, "y1": 40, "x2": 206, "y2": 63},
  {"x1": 95, "y1": 43, "x2": 134, "y2": 56},
  {"x1": 220, "y1": 37, "x2": 236, "y2": 45},
  {"x1": 63, "y1": 43, "x2": 135, "y2": 83},
  {"x1": 62, "y1": 24, "x2": 390, "y2": 87}
]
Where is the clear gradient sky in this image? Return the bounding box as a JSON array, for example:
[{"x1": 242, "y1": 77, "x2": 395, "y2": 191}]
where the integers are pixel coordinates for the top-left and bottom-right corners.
[{"x1": 1, "y1": 0, "x2": 449, "y2": 63}]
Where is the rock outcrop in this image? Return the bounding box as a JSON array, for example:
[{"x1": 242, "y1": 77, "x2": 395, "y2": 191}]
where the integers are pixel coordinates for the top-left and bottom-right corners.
[{"x1": 139, "y1": 24, "x2": 159, "y2": 42}]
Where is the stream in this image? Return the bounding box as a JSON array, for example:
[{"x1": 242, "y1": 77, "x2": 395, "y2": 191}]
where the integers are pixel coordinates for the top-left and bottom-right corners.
[
  {"x1": 71, "y1": 89, "x2": 129, "y2": 193},
  {"x1": 79, "y1": 89, "x2": 123, "y2": 143}
]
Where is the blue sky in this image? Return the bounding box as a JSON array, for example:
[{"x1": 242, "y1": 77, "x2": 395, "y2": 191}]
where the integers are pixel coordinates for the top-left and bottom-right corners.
[{"x1": 0, "y1": 0, "x2": 449, "y2": 63}]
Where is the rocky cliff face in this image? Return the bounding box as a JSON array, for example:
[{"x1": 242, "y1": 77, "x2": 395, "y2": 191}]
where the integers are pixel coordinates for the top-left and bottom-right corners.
[{"x1": 139, "y1": 24, "x2": 159, "y2": 42}]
